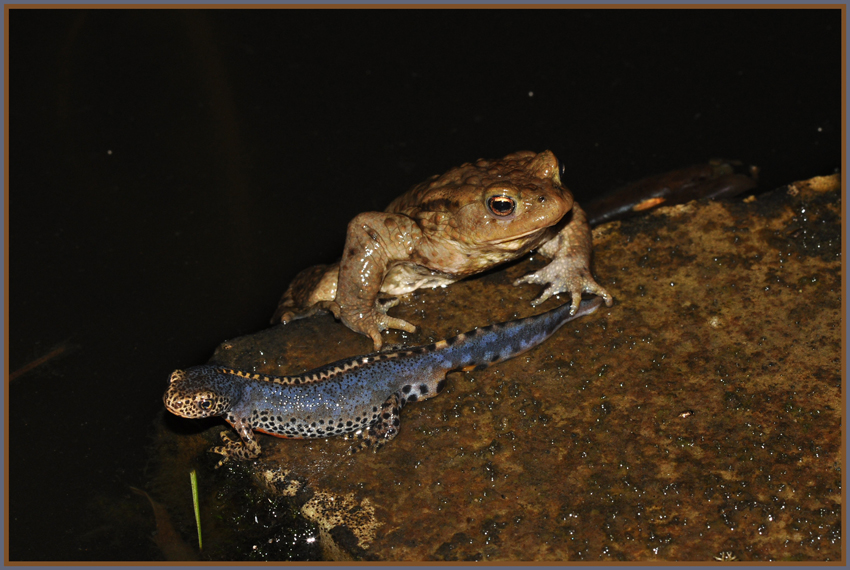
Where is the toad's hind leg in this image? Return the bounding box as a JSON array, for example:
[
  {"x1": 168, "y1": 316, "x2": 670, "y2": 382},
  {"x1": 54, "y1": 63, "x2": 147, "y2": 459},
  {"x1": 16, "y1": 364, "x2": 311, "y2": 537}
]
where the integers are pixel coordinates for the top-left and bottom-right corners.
[
  {"x1": 348, "y1": 394, "x2": 403, "y2": 454},
  {"x1": 271, "y1": 263, "x2": 339, "y2": 324}
]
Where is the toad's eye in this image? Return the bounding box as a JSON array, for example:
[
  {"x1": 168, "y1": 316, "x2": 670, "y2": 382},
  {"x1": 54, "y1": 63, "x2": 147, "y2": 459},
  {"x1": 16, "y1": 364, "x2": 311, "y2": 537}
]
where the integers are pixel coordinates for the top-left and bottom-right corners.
[
  {"x1": 487, "y1": 196, "x2": 516, "y2": 217},
  {"x1": 199, "y1": 399, "x2": 213, "y2": 410}
]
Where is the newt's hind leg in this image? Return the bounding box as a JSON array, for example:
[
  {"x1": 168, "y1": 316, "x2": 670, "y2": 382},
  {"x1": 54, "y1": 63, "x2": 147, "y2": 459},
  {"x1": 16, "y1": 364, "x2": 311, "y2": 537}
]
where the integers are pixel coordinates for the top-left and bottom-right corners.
[{"x1": 348, "y1": 393, "x2": 403, "y2": 454}]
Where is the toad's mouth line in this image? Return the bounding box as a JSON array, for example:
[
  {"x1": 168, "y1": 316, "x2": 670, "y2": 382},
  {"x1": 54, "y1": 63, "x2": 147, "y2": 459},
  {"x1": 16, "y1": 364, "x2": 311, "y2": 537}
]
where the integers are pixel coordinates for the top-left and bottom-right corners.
[{"x1": 484, "y1": 225, "x2": 554, "y2": 245}]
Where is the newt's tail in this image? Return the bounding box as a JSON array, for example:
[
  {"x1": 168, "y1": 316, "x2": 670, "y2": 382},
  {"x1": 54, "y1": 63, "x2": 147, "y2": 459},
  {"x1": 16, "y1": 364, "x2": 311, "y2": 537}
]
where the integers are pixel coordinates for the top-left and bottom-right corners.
[{"x1": 434, "y1": 297, "x2": 604, "y2": 373}]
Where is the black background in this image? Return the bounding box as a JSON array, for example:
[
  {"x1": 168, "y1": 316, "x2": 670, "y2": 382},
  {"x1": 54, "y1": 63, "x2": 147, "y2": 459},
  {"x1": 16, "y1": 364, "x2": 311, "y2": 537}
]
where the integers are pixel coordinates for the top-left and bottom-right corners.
[{"x1": 10, "y1": 8, "x2": 841, "y2": 561}]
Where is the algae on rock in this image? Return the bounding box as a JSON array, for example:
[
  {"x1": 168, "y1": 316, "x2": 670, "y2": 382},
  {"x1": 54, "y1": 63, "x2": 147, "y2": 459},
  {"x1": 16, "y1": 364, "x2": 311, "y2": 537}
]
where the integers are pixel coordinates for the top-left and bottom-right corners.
[{"x1": 157, "y1": 174, "x2": 841, "y2": 561}]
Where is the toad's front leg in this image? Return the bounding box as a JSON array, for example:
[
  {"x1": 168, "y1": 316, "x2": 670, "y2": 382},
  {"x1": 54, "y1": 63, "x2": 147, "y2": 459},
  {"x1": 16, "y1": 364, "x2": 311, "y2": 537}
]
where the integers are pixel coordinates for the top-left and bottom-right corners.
[
  {"x1": 514, "y1": 202, "x2": 613, "y2": 312},
  {"x1": 333, "y1": 212, "x2": 423, "y2": 350}
]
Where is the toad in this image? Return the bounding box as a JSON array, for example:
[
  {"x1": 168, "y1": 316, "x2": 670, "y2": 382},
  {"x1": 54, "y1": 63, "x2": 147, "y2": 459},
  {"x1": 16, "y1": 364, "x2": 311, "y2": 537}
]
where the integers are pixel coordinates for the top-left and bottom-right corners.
[{"x1": 271, "y1": 150, "x2": 612, "y2": 350}]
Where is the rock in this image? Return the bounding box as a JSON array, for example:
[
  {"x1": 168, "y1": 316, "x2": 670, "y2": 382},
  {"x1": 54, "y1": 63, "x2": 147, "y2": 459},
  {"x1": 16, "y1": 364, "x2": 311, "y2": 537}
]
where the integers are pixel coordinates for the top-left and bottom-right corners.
[{"x1": 160, "y1": 173, "x2": 841, "y2": 561}]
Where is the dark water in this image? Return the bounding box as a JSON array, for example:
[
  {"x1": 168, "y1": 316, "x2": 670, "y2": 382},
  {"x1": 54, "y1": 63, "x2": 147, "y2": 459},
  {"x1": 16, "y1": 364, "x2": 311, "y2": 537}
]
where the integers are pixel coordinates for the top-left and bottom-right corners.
[{"x1": 9, "y1": 8, "x2": 841, "y2": 561}]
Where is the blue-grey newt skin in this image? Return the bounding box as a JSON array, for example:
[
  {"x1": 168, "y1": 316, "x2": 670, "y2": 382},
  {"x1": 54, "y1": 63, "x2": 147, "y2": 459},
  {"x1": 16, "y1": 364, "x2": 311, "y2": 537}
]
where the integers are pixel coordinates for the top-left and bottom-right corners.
[{"x1": 164, "y1": 297, "x2": 603, "y2": 468}]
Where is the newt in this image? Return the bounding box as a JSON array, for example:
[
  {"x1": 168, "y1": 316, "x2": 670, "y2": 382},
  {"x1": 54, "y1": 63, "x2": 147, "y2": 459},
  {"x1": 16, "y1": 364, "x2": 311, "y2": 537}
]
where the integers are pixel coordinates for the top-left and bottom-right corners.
[{"x1": 165, "y1": 297, "x2": 603, "y2": 467}]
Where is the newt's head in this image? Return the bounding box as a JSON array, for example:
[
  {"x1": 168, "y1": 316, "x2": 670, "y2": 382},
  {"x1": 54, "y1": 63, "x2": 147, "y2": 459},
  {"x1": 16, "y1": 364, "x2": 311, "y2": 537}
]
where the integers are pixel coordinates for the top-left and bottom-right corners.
[{"x1": 163, "y1": 367, "x2": 236, "y2": 419}]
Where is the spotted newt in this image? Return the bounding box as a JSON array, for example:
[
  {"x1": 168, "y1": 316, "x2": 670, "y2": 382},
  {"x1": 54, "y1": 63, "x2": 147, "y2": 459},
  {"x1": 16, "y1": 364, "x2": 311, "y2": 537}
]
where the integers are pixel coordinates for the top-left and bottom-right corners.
[{"x1": 164, "y1": 297, "x2": 603, "y2": 467}]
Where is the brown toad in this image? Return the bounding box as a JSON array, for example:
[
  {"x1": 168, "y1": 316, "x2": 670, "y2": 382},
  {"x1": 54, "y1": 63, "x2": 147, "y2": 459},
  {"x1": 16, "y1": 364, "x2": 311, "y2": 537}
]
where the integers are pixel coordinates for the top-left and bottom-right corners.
[{"x1": 272, "y1": 150, "x2": 612, "y2": 350}]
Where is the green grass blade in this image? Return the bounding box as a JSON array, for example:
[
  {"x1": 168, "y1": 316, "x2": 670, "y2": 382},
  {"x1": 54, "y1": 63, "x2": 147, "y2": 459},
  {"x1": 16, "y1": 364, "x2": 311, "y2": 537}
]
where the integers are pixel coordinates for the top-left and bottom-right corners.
[{"x1": 190, "y1": 469, "x2": 202, "y2": 551}]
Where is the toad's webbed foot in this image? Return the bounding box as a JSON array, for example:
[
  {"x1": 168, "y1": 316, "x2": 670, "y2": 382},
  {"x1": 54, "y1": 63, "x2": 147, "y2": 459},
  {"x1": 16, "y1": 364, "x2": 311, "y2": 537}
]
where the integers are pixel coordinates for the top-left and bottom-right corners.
[
  {"x1": 331, "y1": 299, "x2": 417, "y2": 351},
  {"x1": 514, "y1": 258, "x2": 612, "y2": 313}
]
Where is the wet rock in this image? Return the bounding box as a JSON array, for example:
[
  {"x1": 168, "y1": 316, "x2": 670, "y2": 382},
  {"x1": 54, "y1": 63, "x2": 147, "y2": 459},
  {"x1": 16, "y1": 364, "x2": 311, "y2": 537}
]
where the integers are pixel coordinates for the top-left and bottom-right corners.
[{"x1": 159, "y1": 173, "x2": 841, "y2": 561}]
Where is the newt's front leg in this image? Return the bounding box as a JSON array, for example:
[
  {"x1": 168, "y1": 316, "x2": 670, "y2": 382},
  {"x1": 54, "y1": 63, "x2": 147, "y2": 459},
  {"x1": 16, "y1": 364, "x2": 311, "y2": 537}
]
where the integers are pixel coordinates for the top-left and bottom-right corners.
[
  {"x1": 210, "y1": 414, "x2": 261, "y2": 468},
  {"x1": 332, "y1": 212, "x2": 423, "y2": 350},
  {"x1": 514, "y1": 202, "x2": 613, "y2": 312}
]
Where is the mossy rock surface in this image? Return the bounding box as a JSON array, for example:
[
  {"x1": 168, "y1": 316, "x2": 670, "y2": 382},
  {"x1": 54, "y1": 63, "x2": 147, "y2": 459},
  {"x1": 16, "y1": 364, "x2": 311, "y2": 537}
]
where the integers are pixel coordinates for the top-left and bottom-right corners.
[{"x1": 155, "y1": 174, "x2": 841, "y2": 561}]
